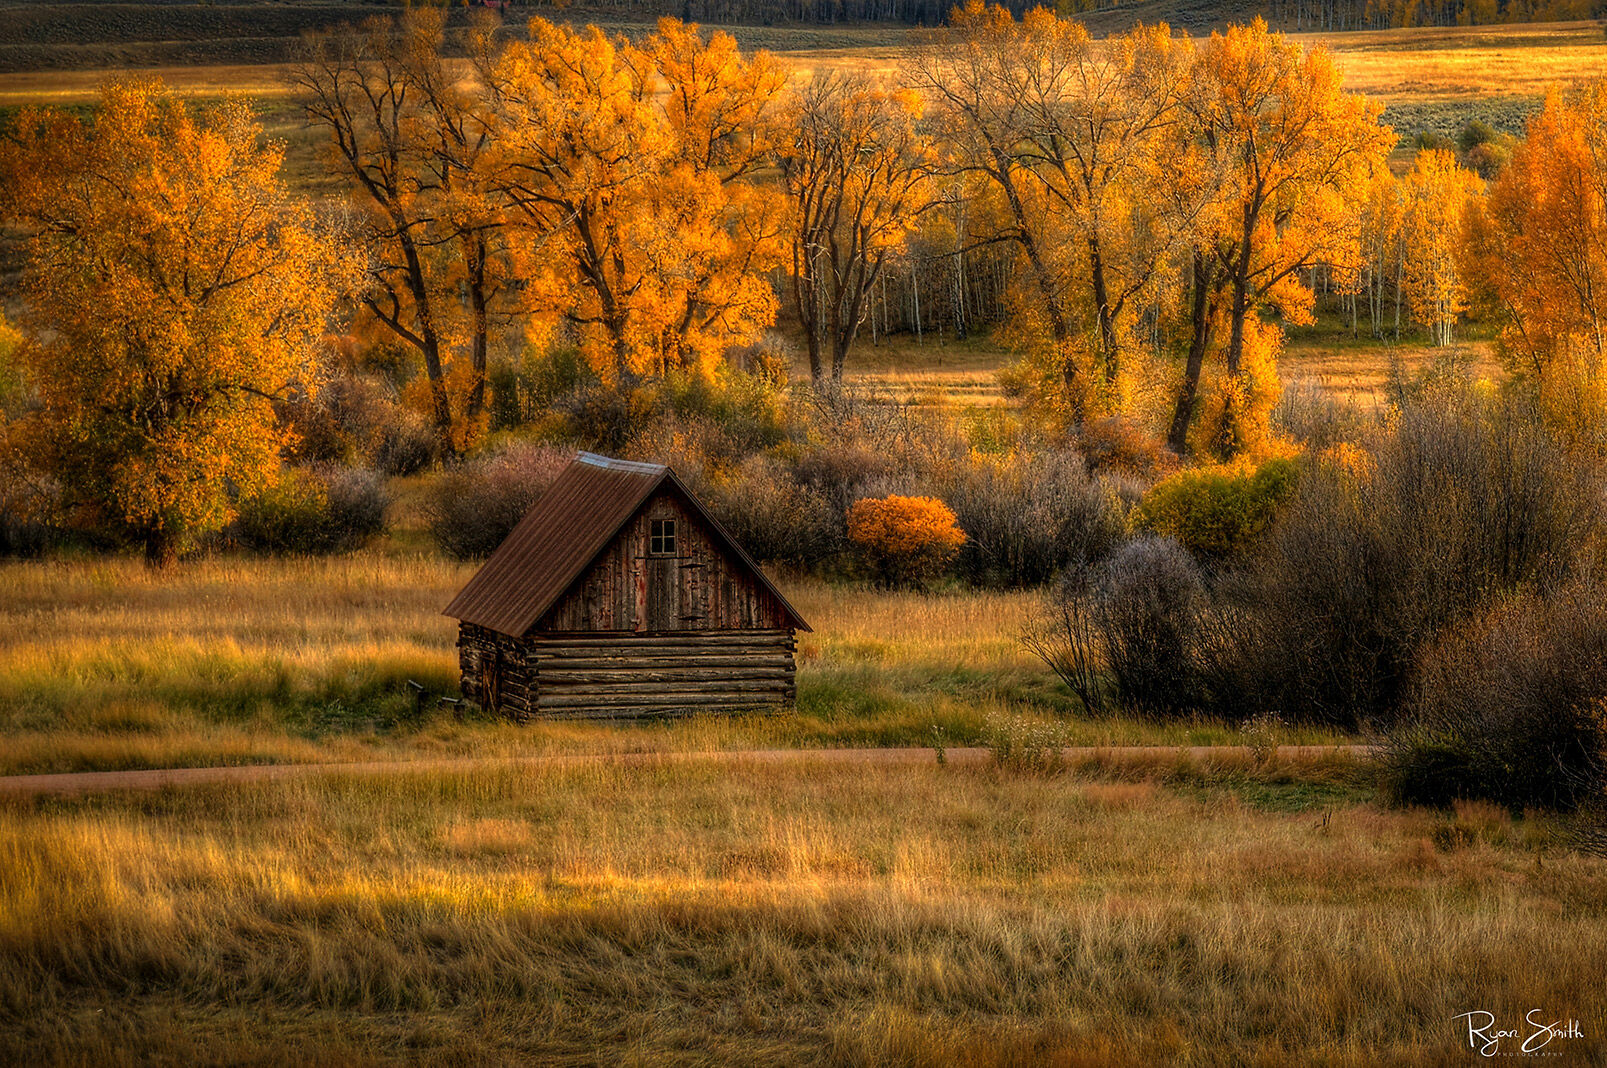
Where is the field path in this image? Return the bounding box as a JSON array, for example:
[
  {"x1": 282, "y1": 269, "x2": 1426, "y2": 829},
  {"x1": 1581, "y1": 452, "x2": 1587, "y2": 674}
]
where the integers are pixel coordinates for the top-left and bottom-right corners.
[{"x1": 0, "y1": 745, "x2": 1369, "y2": 797}]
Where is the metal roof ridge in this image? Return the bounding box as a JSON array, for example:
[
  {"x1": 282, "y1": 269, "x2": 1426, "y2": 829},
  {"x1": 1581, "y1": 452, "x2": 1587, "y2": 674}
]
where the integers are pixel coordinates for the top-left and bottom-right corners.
[{"x1": 575, "y1": 452, "x2": 667, "y2": 475}]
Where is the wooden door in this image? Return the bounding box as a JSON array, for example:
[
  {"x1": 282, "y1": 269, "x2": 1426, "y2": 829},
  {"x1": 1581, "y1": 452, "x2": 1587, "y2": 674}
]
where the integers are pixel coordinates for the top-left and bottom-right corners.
[{"x1": 644, "y1": 556, "x2": 679, "y2": 632}]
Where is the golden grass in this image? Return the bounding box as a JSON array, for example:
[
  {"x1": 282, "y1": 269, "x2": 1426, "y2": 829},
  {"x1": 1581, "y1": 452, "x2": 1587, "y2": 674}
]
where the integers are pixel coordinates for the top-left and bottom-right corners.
[
  {"x1": 0, "y1": 554, "x2": 1348, "y2": 776},
  {"x1": 0, "y1": 755, "x2": 1599, "y2": 1063},
  {"x1": 1304, "y1": 20, "x2": 1607, "y2": 102}
]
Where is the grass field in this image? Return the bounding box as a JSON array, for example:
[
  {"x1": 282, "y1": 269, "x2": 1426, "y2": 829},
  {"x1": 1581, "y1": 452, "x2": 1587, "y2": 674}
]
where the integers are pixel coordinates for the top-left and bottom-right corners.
[
  {"x1": 0, "y1": 554, "x2": 1353, "y2": 778},
  {"x1": 2, "y1": 752, "x2": 1601, "y2": 1063},
  {"x1": 3, "y1": 14, "x2": 1602, "y2": 1062}
]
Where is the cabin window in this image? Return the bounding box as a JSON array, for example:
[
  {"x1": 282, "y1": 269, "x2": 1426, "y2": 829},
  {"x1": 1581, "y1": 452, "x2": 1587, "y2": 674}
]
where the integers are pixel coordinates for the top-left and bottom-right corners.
[{"x1": 650, "y1": 518, "x2": 677, "y2": 556}]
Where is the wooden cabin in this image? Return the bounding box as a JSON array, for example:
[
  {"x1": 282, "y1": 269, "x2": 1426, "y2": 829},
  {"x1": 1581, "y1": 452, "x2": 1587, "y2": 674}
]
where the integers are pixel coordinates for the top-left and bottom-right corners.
[{"x1": 442, "y1": 452, "x2": 811, "y2": 720}]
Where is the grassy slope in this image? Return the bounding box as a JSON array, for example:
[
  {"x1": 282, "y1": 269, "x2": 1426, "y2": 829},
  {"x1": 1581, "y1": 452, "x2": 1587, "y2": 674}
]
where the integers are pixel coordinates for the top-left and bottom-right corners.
[{"x1": 2, "y1": 755, "x2": 1601, "y2": 1064}]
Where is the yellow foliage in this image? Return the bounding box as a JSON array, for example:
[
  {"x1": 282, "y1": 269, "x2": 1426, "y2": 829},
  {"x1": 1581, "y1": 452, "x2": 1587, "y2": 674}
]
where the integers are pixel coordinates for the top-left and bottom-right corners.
[
  {"x1": 1398, "y1": 149, "x2": 1483, "y2": 347},
  {"x1": 1191, "y1": 318, "x2": 1285, "y2": 462},
  {"x1": 0, "y1": 80, "x2": 351, "y2": 562},
  {"x1": 486, "y1": 18, "x2": 786, "y2": 388},
  {"x1": 846, "y1": 494, "x2": 966, "y2": 587}
]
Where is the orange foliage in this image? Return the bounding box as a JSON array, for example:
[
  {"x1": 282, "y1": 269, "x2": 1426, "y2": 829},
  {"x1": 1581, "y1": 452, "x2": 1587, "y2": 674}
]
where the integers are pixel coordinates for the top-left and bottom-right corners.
[
  {"x1": 0, "y1": 80, "x2": 351, "y2": 563},
  {"x1": 846, "y1": 494, "x2": 966, "y2": 587},
  {"x1": 1472, "y1": 82, "x2": 1607, "y2": 381},
  {"x1": 483, "y1": 17, "x2": 787, "y2": 388}
]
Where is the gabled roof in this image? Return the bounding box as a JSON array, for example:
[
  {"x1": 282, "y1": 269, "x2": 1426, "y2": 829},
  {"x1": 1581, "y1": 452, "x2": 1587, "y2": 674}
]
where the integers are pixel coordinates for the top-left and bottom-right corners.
[{"x1": 443, "y1": 452, "x2": 810, "y2": 637}]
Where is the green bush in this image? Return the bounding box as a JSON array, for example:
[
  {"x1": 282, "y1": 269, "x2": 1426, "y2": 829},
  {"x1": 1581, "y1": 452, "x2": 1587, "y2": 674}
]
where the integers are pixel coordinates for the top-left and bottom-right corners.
[
  {"x1": 233, "y1": 465, "x2": 390, "y2": 555},
  {"x1": 1131, "y1": 457, "x2": 1299, "y2": 561}
]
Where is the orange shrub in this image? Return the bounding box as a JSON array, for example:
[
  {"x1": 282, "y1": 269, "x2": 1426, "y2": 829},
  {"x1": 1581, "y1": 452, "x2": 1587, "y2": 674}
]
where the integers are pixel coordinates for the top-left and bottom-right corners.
[{"x1": 846, "y1": 495, "x2": 966, "y2": 587}]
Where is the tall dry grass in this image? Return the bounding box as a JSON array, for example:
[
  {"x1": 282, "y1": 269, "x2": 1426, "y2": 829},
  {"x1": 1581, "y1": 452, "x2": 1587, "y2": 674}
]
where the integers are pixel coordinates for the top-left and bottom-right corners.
[
  {"x1": 0, "y1": 555, "x2": 1350, "y2": 776},
  {"x1": 0, "y1": 756, "x2": 1599, "y2": 1064}
]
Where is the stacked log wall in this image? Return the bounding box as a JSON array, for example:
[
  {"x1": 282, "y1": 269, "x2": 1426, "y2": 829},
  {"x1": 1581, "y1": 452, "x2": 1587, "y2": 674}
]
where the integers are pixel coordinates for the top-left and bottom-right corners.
[
  {"x1": 456, "y1": 622, "x2": 537, "y2": 722},
  {"x1": 529, "y1": 630, "x2": 796, "y2": 719}
]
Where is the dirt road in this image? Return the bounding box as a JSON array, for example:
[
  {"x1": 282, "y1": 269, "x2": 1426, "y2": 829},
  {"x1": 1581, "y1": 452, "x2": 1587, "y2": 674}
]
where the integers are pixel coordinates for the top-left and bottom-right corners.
[{"x1": 0, "y1": 745, "x2": 1369, "y2": 797}]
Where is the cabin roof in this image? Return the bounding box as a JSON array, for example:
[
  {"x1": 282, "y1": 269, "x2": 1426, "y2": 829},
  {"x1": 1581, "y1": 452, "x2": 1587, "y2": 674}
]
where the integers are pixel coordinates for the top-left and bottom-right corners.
[{"x1": 442, "y1": 451, "x2": 810, "y2": 637}]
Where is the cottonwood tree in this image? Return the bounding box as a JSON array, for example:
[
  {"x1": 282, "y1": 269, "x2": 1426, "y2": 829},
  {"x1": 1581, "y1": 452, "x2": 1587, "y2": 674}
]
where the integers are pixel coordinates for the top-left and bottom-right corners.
[
  {"x1": 1167, "y1": 19, "x2": 1391, "y2": 454},
  {"x1": 1469, "y1": 82, "x2": 1607, "y2": 382},
  {"x1": 776, "y1": 71, "x2": 929, "y2": 384},
  {"x1": 907, "y1": 4, "x2": 1198, "y2": 418},
  {"x1": 0, "y1": 81, "x2": 350, "y2": 564},
  {"x1": 481, "y1": 18, "x2": 787, "y2": 387},
  {"x1": 1399, "y1": 149, "x2": 1482, "y2": 347},
  {"x1": 295, "y1": 7, "x2": 506, "y2": 455}
]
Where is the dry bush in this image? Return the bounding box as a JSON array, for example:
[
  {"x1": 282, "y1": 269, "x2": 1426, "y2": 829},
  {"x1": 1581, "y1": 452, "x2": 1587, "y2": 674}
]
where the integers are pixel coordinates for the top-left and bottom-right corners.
[
  {"x1": 1026, "y1": 536, "x2": 1207, "y2": 719},
  {"x1": 232, "y1": 464, "x2": 390, "y2": 555},
  {"x1": 847, "y1": 494, "x2": 965, "y2": 588},
  {"x1": 1274, "y1": 376, "x2": 1372, "y2": 450},
  {"x1": 424, "y1": 443, "x2": 572, "y2": 559},
  {"x1": 280, "y1": 375, "x2": 399, "y2": 467},
  {"x1": 1076, "y1": 415, "x2": 1178, "y2": 480},
  {"x1": 688, "y1": 454, "x2": 843, "y2": 568},
  {"x1": 939, "y1": 448, "x2": 1123, "y2": 587},
  {"x1": 1213, "y1": 390, "x2": 1603, "y2": 728},
  {"x1": 1387, "y1": 581, "x2": 1607, "y2": 811}
]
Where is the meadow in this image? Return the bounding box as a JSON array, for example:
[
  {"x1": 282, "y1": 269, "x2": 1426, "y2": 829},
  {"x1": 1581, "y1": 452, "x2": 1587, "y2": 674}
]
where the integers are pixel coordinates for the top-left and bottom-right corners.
[
  {"x1": 3, "y1": 750, "x2": 1602, "y2": 1064},
  {"x1": 3, "y1": 13, "x2": 1606, "y2": 1064},
  {"x1": 0, "y1": 553, "x2": 1350, "y2": 778}
]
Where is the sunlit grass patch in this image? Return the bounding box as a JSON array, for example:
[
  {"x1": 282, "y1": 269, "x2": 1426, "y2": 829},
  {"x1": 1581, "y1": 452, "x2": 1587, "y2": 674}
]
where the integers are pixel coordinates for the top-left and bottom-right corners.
[{"x1": 0, "y1": 757, "x2": 1600, "y2": 1063}]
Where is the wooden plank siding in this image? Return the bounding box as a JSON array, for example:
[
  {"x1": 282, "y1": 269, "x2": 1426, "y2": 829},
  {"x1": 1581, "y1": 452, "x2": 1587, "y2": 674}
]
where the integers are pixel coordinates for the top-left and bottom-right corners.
[{"x1": 539, "y1": 491, "x2": 792, "y2": 634}]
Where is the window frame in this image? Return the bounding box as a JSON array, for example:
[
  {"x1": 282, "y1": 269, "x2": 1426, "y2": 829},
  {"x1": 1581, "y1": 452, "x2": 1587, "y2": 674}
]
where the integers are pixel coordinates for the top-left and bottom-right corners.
[{"x1": 649, "y1": 518, "x2": 678, "y2": 556}]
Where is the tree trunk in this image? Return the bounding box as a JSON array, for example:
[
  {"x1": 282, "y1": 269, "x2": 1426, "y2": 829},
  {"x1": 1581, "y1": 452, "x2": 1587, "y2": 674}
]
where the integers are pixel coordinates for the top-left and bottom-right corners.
[
  {"x1": 1168, "y1": 253, "x2": 1218, "y2": 454},
  {"x1": 1089, "y1": 236, "x2": 1118, "y2": 383},
  {"x1": 144, "y1": 528, "x2": 177, "y2": 569},
  {"x1": 465, "y1": 231, "x2": 490, "y2": 420}
]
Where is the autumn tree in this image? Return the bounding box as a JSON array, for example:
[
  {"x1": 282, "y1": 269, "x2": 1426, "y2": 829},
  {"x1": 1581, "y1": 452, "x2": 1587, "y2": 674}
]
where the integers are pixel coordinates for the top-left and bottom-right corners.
[
  {"x1": 1356, "y1": 166, "x2": 1402, "y2": 340},
  {"x1": 907, "y1": 5, "x2": 1197, "y2": 417},
  {"x1": 1168, "y1": 19, "x2": 1391, "y2": 455},
  {"x1": 776, "y1": 71, "x2": 929, "y2": 383},
  {"x1": 1398, "y1": 149, "x2": 1482, "y2": 347},
  {"x1": 0, "y1": 81, "x2": 349, "y2": 564},
  {"x1": 481, "y1": 18, "x2": 787, "y2": 388},
  {"x1": 295, "y1": 7, "x2": 507, "y2": 455},
  {"x1": 1469, "y1": 82, "x2": 1607, "y2": 383}
]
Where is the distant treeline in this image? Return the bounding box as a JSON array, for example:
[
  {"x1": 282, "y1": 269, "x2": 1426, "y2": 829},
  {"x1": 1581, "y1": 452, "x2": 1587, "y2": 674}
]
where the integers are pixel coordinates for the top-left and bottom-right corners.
[{"x1": 505, "y1": 0, "x2": 1603, "y2": 29}]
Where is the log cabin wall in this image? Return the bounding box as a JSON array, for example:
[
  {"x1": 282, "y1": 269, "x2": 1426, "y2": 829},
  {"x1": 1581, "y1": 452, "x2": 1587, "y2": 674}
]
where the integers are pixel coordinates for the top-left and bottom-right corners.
[
  {"x1": 525, "y1": 630, "x2": 797, "y2": 718},
  {"x1": 540, "y1": 490, "x2": 790, "y2": 634},
  {"x1": 456, "y1": 622, "x2": 538, "y2": 722}
]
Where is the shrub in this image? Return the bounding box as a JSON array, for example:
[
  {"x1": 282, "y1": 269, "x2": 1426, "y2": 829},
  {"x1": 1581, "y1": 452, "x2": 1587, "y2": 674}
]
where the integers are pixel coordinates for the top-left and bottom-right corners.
[
  {"x1": 1211, "y1": 391, "x2": 1602, "y2": 728},
  {"x1": 1025, "y1": 536, "x2": 1207, "y2": 719},
  {"x1": 1131, "y1": 457, "x2": 1300, "y2": 562},
  {"x1": 1274, "y1": 377, "x2": 1370, "y2": 450},
  {"x1": 692, "y1": 455, "x2": 842, "y2": 569},
  {"x1": 1090, "y1": 537, "x2": 1207, "y2": 718},
  {"x1": 281, "y1": 375, "x2": 397, "y2": 466},
  {"x1": 1077, "y1": 416, "x2": 1177, "y2": 480},
  {"x1": 425, "y1": 443, "x2": 572, "y2": 559},
  {"x1": 846, "y1": 494, "x2": 965, "y2": 587},
  {"x1": 233, "y1": 465, "x2": 390, "y2": 555},
  {"x1": 1386, "y1": 583, "x2": 1607, "y2": 811},
  {"x1": 941, "y1": 448, "x2": 1123, "y2": 587},
  {"x1": 374, "y1": 406, "x2": 438, "y2": 477}
]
